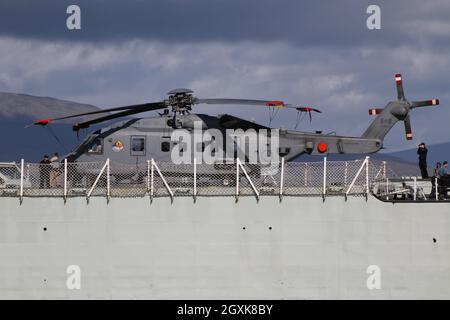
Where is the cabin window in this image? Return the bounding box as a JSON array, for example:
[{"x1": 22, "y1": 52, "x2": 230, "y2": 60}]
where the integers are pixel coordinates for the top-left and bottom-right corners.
[
  {"x1": 88, "y1": 138, "x2": 103, "y2": 155},
  {"x1": 161, "y1": 141, "x2": 170, "y2": 152},
  {"x1": 131, "y1": 136, "x2": 146, "y2": 156}
]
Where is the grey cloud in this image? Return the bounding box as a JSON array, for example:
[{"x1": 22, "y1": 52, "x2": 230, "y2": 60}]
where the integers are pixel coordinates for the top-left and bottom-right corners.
[
  {"x1": 1, "y1": 36, "x2": 448, "y2": 152},
  {"x1": 0, "y1": 0, "x2": 448, "y2": 48}
]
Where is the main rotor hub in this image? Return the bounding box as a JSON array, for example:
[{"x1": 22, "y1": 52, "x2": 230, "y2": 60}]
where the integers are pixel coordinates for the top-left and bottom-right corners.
[{"x1": 167, "y1": 88, "x2": 195, "y2": 113}]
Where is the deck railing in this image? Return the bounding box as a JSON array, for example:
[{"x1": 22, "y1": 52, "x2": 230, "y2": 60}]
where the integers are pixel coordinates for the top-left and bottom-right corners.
[{"x1": 0, "y1": 156, "x2": 414, "y2": 202}]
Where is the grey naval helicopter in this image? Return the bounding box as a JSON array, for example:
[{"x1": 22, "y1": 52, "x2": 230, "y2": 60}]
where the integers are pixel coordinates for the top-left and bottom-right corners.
[{"x1": 32, "y1": 74, "x2": 440, "y2": 178}]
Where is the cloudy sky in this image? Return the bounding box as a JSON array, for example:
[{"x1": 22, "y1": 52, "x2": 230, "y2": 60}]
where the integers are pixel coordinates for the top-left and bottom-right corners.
[{"x1": 1, "y1": 0, "x2": 449, "y2": 152}]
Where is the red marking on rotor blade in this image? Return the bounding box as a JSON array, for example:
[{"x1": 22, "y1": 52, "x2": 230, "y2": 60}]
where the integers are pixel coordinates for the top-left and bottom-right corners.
[
  {"x1": 431, "y1": 99, "x2": 440, "y2": 105},
  {"x1": 369, "y1": 108, "x2": 382, "y2": 115},
  {"x1": 406, "y1": 133, "x2": 413, "y2": 140},
  {"x1": 265, "y1": 100, "x2": 284, "y2": 107},
  {"x1": 297, "y1": 107, "x2": 319, "y2": 113},
  {"x1": 34, "y1": 119, "x2": 52, "y2": 126}
]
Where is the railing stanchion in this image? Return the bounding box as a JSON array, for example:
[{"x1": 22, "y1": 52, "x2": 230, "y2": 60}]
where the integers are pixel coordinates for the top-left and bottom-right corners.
[
  {"x1": 346, "y1": 157, "x2": 369, "y2": 197},
  {"x1": 193, "y1": 158, "x2": 197, "y2": 202},
  {"x1": 322, "y1": 157, "x2": 327, "y2": 201},
  {"x1": 106, "y1": 158, "x2": 110, "y2": 202},
  {"x1": 235, "y1": 158, "x2": 259, "y2": 201},
  {"x1": 436, "y1": 177, "x2": 439, "y2": 201},
  {"x1": 235, "y1": 159, "x2": 239, "y2": 202},
  {"x1": 150, "y1": 158, "x2": 154, "y2": 202},
  {"x1": 146, "y1": 160, "x2": 150, "y2": 194},
  {"x1": 64, "y1": 159, "x2": 68, "y2": 202},
  {"x1": 87, "y1": 159, "x2": 109, "y2": 201},
  {"x1": 365, "y1": 156, "x2": 370, "y2": 200},
  {"x1": 19, "y1": 159, "x2": 24, "y2": 203},
  {"x1": 151, "y1": 159, "x2": 173, "y2": 202},
  {"x1": 279, "y1": 157, "x2": 285, "y2": 202}
]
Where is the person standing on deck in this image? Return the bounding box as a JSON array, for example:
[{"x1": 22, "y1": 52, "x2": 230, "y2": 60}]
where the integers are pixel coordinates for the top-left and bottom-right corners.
[
  {"x1": 417, "y1": 143, "x2": 429, "y2": 179},
  {"x1": 39, "y1": 155, "x2": 51, "y2": 188}
]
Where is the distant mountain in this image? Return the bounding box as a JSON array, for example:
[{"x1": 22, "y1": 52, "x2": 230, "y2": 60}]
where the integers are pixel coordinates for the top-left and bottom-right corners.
[
  {"x1": 0, "y1": 92, "x2": 99, "y2": 120},
  {"x1": 0, "y1": 92, "x2": 102, "y2": 162},
  {"x1": 386, "y1": 142, "x2": 450, "y2": 167}
]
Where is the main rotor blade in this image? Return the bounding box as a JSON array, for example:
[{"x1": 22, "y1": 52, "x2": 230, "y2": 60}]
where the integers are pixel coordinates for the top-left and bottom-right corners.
[
  {"x1": 410, "y1": 99, "x2": 440, "y2": 108},
  {"x1": 72, "y1": 104, "x2": 166, "y2": 131},
  {"x1": 194, "y1": 98, "x2": 285, "y2": 107},
  {"x1": 404, "y1": 114, "x2": 413, "y2": 140},
  {"x1": 32, "y1": 101, "x2": 166, "y2": 126},
  {"x1": 395, "y1": 73, "x2": 406, "y2": 101}
]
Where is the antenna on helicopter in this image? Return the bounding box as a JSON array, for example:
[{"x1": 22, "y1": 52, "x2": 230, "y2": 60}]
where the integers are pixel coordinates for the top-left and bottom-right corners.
[{"x1": 284, "y1": 105, "x2": 322, "y2": 129}]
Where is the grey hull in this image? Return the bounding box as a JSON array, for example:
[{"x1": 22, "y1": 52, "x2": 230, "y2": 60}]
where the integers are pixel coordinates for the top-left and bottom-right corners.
[{"x1": 0, "y1": 195, "x2": 449, "y2": 299}]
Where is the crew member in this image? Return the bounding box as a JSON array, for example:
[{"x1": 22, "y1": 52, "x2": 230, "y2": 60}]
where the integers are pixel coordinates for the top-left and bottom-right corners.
[
  {"x1": 50, "y1": 152, "x2": 59, "y2": 163},
  {"x1": 438, "y1": 161, "x2": 449, "y2": 199},
  {"x1": 39, "y1": 155, "x2": 51, "y2": 189},
  {"x1": 439, "y1": 161, "x2": 448, "y2": 177},
  {"x1": 417, "y1": 143, "x2": 429, "y2": 179},
  {"x1": 49, "y1": 152, "x2": 60, "y2": 188}
]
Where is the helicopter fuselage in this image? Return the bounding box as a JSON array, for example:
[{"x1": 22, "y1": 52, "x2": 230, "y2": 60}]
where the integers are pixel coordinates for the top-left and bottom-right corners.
[{"x1": 65, "y1": 113, "x2": 383, "y2": 165}]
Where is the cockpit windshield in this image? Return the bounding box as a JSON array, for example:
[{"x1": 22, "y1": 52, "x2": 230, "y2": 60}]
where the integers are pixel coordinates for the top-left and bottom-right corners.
[{"x1": 88, "y1": 138, "x2": 103, "y2": 154}]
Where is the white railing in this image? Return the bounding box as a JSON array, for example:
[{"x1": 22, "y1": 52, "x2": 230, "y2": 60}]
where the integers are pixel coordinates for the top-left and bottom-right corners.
[{"x1": 2, "y1": 156, "x2": 442, "y2": 203}]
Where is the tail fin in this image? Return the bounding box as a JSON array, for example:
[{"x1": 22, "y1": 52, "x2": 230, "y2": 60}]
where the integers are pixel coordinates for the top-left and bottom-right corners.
[{"x1": 362, "y1": 74, "x2": 439, "y2": 141}]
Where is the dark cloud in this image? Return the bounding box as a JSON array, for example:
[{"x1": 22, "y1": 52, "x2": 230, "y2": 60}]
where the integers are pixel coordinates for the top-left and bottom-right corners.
[{"x1": 1, "y1": 0, "x2": 448, "y2": 48}]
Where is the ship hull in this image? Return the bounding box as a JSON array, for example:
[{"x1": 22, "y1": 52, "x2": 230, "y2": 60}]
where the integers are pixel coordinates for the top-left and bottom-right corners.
[{"x1": 0, "y1": 195, "x2": 449, "y2": 299}]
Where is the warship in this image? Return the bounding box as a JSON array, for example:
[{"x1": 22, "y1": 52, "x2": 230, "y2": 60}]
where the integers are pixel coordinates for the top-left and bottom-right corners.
[
  {"x1": 0, "y1": 74, "x2": 449, "y2": 299},
  {"x1": 0, "y1": 157, "x2": 449, "y2": 299}
]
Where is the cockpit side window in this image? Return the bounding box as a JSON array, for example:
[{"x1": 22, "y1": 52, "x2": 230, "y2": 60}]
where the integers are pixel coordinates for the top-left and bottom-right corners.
[
  {"x1": 161, "y1": 141, "x2": 170, "y2": 152},
  {"x1": 88, "y1": 138, "x2": 104, "y2": 155},
  {"x1": 131, "y1": 136, "x2": 146, "y2": 156}
]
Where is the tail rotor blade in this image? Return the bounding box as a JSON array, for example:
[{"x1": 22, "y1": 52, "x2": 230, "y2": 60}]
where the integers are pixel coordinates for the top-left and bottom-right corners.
[
  {"x1": 411, "y1": 99, "x2": 440, "y2": 108},
  {"x1": 404, "y1": 115, "x2": 413, "y2": 140},
  {"x1": 395, "y1": 73, "x2": 406, "y2": 101},
  {"x1": 368, "y1": 108, "x2": 383, "y2": 115}
]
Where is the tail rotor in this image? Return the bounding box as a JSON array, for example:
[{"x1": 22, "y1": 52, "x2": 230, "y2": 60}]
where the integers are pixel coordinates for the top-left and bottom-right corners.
[{"x1": 365, "y1": 73, "x2": 440, "y2": 141}]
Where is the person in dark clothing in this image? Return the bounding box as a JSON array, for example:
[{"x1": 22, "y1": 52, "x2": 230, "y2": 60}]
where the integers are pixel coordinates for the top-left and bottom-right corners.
[
  {"x1": 39, "y1": 155, "x2": 51, "y2": 188},
  {"x1": 417, "y1": 142, "x2": 429, "y2": 179}
]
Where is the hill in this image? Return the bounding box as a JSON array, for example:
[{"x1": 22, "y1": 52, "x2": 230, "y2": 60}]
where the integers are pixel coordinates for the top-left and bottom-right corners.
[
  {"x1": 0, "y1": 92, "x2": 99, "y2": 120},
  {"x1": 387, "y1": 142, "x2": 450, "y2": 168},
  {"x1": 0, "y1": 92, "x2": 102, "y2": 162}
]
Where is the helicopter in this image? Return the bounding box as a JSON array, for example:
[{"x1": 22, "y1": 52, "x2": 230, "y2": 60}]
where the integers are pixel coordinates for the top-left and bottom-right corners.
[{"x1": 31, "y1": 74, "x2": 440, "y2": 167}]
